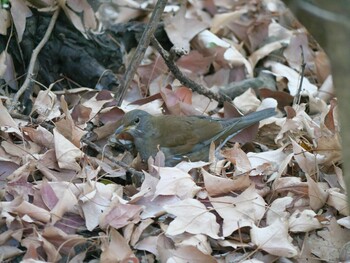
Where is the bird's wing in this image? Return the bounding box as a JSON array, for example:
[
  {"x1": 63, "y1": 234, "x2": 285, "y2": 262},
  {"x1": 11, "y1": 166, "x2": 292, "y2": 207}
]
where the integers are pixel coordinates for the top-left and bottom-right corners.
[{"x1": 153, "y1": 116, "x2": 222, "y2": 155}]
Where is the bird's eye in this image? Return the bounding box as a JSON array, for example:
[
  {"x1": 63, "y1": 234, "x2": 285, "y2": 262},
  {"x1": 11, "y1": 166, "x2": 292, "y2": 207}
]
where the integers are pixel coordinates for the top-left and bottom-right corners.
[{"x1": 134, "y1": 117, "x2": 140, "y2": 124}]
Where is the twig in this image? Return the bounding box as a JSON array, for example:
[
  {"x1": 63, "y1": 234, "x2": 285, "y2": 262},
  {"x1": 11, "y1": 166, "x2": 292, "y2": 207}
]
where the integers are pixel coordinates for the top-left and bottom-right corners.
[
  {"x1": 9, "y1": 7, "x2": 61, "y2": 113},
  {"x1": 150, "y1": 36, "x2": 231, "y2": 104},
  {"x1": 80, "y1": 137, "x2": 145, "y2": 181},
  {"x1": 9, "y1": 112, "x2": 144, "y2": 181},
  {"x1": 115, "y1": 0, "x2": 168, "y2": 106},
  {"x1": 294, "y1": 45, "x2": 306, "y2": 105}
]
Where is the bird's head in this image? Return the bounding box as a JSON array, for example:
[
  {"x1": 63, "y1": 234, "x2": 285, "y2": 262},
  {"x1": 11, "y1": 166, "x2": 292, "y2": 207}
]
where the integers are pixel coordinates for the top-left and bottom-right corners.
[{"x1": 113, "y1": 109, "x2": 151, "y2": 139}]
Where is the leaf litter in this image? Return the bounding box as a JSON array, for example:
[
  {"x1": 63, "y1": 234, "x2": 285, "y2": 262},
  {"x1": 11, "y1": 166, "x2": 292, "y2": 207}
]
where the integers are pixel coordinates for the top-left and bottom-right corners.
[{"x1": 0, "y1": 0, "x2": 349, "y2": 262}]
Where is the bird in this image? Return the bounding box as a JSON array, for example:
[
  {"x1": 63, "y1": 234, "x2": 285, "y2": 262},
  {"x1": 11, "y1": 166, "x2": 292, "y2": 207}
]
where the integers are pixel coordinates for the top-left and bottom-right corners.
[{"x1": 109, "y1": 108, "x2": 276, "y2": 166}]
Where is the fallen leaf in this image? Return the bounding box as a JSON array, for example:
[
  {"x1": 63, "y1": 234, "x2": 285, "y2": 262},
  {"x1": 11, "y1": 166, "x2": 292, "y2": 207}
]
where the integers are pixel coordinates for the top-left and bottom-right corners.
[
  {"x1": 100, "y1": 228, "x2": 135, "y2": 262},
  {"x1": 288, "y1": 209, "x2": 323, "y2": 232},
  {"x1": 164, "y1": 198, "x2": 220, "y2": 239},
  {"x1": 154, "y1": 167, "x2": 201, "y2": 199},
  {"x1": 210, "y1": 184, "x2": 266, "y2": 236},
  {"x1": 250, "y1": 219, "x2": 298, "y2": 257}
]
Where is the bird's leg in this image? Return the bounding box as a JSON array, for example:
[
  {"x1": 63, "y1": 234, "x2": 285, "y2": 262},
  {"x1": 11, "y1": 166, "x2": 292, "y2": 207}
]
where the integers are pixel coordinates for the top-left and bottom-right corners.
[{"x1": 214, "y1": 130, "x2": 243, "y2": 159}]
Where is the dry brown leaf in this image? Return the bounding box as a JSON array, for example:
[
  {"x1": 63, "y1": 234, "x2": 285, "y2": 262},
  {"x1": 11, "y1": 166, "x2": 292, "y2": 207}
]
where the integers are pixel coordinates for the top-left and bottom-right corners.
[
  {"x1": 0, "y1": 10, "x2": 10, "y2": 35},
  {"x1": 10, "y1": 0, "x2": 32, "y2": 42},
  {"x1": 0, "y1": 99, "x2": 21, "y2": 136},
  {"x1": 264, "y1": 61, "x2": 318, "y2": 96},
  {"x1": 305, "y1": 173, "x2": 328, "y2": 211},
  {"x1": 154, "y1": 167, "x2": 201, "y2": 199},
  {"x1": 53, "y1": 128, "x2": 83, "y2": 171},
  {"x1": 210, "y1": 9, "x2": 247, "y2": 34},
  {"x1": 66, "y1": 0, "x2": 96, "y2": 29},
  {"x1": 210, "y1": 184, "x2": 266, "y2": 236},
  {"x1": 0, "y1": 50, "x2": 17, "y2": 90},
  {"x1": 176, "y1": 234, "x2": 212, "y2": 255},
  {"x1": 202, "y1": 168, "x2": 250, "y2": 196},
  {"x1": 292, "y1": 139, "x2": 321, "y2": 176},
  {"x1": 249, "y1": 39, "x2": 289, "y2": 69},
  {"x1": 164, "y1": 198, "x2": 220, "y2": 239},
  {"x1": 288, "y1": 209, "x2": 323, "y2": 232},
  {"x1": 337, "y1": 217, "x2": 350, "y2": 229},
  {"x1": 31, "y1": 90, "x2": 61, "y2": 121},
  {"x1": 266, "y1": 196, "x2": 293, "y2": 225},
  {"x1": 99, "y1": 198, "x2": 143, "y2": 229},
  {"x1": 157, "y1": 234, "x2": 217, "y2": 263},
  {"x1": 326, "y1": 188, "x2": 349, "y2": 216},
  {"x1": 100, "y1": 228, "x2": 136, "y2": 262},
  {"x1": 135, "y1": 235, "x2": 159, "y2": 257},
  {"x1": 0, "y1": 246, "x2": 23, "y2": 260},
  {"x1": 164, "y1": 4, "x2": 208, "y2": 53},
  {"x1": 130, "y1": 218, "x2": 154, "y2": 246},
  {"x1": 80, "y1": 182, "x2": 121, "y2": 231},
  {"x1": 10, "y1": 197, "x2": 51, "y2": 223},
  {"x1": 192, "y1": 30, "x2": 253, "y2": 76},
  {"x1": 307, "y1": 218, "x2": 350, "y2": 261},
  {"x1": 176, "y1": 50, "x2": 213, "y2": 75},
  {"x1": 250, "y1": 219, "x2": 298, "y2": 257},
  {"x1": 22, "y1": 126, "x2": 54, "y2": 149},
  {"x1": 49, "y1": 186, "x2": 78, "y2": 224}
]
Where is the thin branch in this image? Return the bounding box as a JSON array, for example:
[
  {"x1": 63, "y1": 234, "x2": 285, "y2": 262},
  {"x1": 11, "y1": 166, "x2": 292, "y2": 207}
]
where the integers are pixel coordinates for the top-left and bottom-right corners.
[
  {"x1": 9, "y1": 7, "x2": 61, "y2": 112},
  {"x1": 80, "y1": 137, "x2": 145, "y2": 182},
  {"x1": 150, "y1": 36, "x2": 232, "y2": 104},
  {"x1": 115, "y1": 0, "x2": 168, "y2": 106},
  {"x1": 294, "y1": 45, "x2": 306, "y2": 105},
  {"x1": 10, "y1": 112, "x2": 145, "y2": 182}
]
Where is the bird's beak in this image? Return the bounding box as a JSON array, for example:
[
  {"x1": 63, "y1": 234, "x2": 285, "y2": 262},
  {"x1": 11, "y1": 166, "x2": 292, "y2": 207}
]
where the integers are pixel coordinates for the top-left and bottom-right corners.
[
  {"x1": 109, "y1": 124, "x2": 129, "y2": 146},
  {"x1": 114, "y1": 124, "x2": 125, "y2": 135}
]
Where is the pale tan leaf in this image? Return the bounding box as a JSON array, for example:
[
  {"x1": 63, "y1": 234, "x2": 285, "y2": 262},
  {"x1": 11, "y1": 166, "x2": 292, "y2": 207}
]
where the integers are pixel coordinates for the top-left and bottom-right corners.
[
  {"x1": 266, "y1": 196, "x2": 293, "y2": 225},
  {"x1": 247, "y1": 146, "x2": 289, "y2": 177},
  {"x1": 100, "y1": 228, "x2": 135, "y2": 262},
  {"x1": 130, "y1": 218, "x2": 154, "y2": 246},
  {"x1": 0, "y1": 99, "x2": 21, "y2": 136},
  {"x1": 164, "y1": 5, "x2": 208, "y2": 53},
  {"x1": 99, "y1": 198, "x2": 143, "y2": 229},
  {"x1": 202, "y1": 168, "x2": 250, "y2": 196},
  {"x1": 176, "y1": 234, "x2": 212, "y2": 255},
  {"x1": 13, "y1": 198, "x2": 51, "y2": 223},
  {"x1": 250, "y1": 219, "x2": 298, "y2": 257},
  {"x1": 50, "y1": 187, "x2": 78, "y2": 224},
  {"x1": 0, "y1": 50, "x2": 17, "y2": 89},
  {"x1": 249, "y1": 39, "x2": 289, "y2": 69},
  {"x1": 164, "y1": 198, "x2": 220, "y2": 239},
  {"x1": 337, "y1": 216, "x2": 350, "y2": 229},
  {"x1": 289, "y1": 209, "x2": 323, "y2": 232},
  {"x1": 264, "y1": 61, "x2": 318, "y2": 96},
  {"x1": 0, "y1": 246, "x2": 23, "y2": 260},
  {"x1": 327, "y1": 188, "x2": 349, "y2": 216},
  {"x1": 307, "y1": 218, "x2": 350, "y2": 262},
  {"x1": 154, "y1": 167, "x2": 201, "y2": 199},
  {"x1": 193, "y1": 30, "x2": 253, "y2": 76},
  {"x1": 22, "y1": 126, "x2": 54, "y2": 149},
  {"x1": 135, "y1": 235, "x2": 159, "y2": 256},
  {"x1": 80, "y1": 182, "x2": 121, "y2": 231},
  {"x1": 10, "y1": 0, "x2": 32, "y2": 42},
  {"x1": 305, "y1": 173, "x2": 328, "y2": 210},
  {"x1": 157, "y1": 234, "x2": 216, "y2": 263},
  {"x1": 210, "y1": 10, "x2": 247, "y2": 34},
  {"x1": 292, "y1": 139, "x2": 320, "y2": 176},
  {"x1": 53, "y1": 128, "x2": 84, "y2": 172},
  {"x1": 210, "y1": 184, "x2": 266, "y2": 236},
  {"x1": 31, "y1": 90, "x2": 61, "y2": 121},
  {"x1": 66, "y1": 0, "x2": 96, "y2": 29},
  {"x1": 0, "y1": 10, "x2": 10, "y2": 35},
  {"x1": 233, "y1": 88, "x2": 261, "y2": 113}
]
